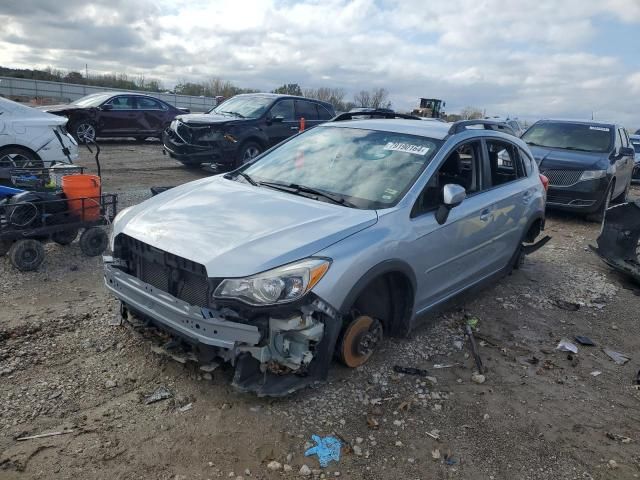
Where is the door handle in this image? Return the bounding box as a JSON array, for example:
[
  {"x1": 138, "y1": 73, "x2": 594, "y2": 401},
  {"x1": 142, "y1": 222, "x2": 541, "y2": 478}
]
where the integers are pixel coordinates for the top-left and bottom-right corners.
[
  {"x1": 480, "y1": 209, "x2": 491, "y2": 221},
  {"x1": 290, "y1": 126, "x2": 299, "y2": 131}
]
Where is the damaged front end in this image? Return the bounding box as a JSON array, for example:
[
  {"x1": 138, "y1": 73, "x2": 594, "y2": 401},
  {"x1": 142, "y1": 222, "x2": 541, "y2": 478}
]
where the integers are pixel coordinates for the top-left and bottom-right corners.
[
  {"x1": 592, "y1": 199, "x2": 640, "y2": 284},
  {"x1": 103, "y1": 234, "x2": 341, "y2": 396},
  {"x1": 162, "y1": 119, "x2": 237, "y2": 165}
]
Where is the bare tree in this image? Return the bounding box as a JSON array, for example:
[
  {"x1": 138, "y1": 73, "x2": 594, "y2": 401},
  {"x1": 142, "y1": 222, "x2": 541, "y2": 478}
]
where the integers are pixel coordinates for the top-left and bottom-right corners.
[
  {"x1": 460, "y1": 106, "x2": 483, "y2": 120},
  {"x1": 353, "y1": 88, "x2": 391, "y2": 109},
  {"x1": 353, "y1": 90, "x2": 372, "y2": 107},
  {"x1": 303, "y1": 87, "x2": 347, "y2": 111}
]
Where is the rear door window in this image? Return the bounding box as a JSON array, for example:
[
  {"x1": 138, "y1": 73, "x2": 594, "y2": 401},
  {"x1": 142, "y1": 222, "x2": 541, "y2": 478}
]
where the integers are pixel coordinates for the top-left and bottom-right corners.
[
  {"x1": 486, "y1": 139, "x2": 524, "y2": 186},
  {"x1": 136, "y1": 97, "x2": 166, "y2": 110},
  {"x1": 106, "y1": 96, "x2": 135, "y2": 110},
  {"x1": 295, "y1": 100, "x2": 319, "y2": 120},
  {"x1": 317, "y1": 104, "x2": 333, "y2": 120}
]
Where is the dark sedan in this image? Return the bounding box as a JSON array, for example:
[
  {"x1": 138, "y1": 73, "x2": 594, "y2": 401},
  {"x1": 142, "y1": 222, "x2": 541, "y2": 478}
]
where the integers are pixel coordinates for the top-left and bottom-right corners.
[
  {"x1": 522, "y1": 119, "x2": 634, "y2": 220},
  {"x1": 39, "y1": 93, "x2": 188, "y2": 143}
]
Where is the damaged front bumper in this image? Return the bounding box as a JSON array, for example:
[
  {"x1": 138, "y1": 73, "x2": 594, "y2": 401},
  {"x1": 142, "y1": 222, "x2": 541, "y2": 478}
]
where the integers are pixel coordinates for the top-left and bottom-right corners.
[
  {"x1": 162, "y1": 128, "x2": 236, "y2": 166},
  {"x1": 103, "y1": 260, "x2": 340, "y2": 396}
]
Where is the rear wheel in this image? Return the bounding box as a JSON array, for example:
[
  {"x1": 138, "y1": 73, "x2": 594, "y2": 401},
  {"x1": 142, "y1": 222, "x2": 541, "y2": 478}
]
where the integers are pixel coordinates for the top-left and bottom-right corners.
[
  {"x1": 79, "y1": 227, "x2": 108, "y2": 256},
  {"x1": 0, "y1": 147, "x2": 43, "y2": 184},
  {"x1": 9, "y1": 239, "x2": 45, "y2": 271}
]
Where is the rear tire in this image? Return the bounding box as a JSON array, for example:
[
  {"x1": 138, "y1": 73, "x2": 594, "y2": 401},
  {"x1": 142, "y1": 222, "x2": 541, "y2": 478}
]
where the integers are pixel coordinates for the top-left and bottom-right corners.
[
  {"x1": 0, "y1": 147, "x2": 43, "y2": 184},
  {"x1": 79, "y1": 227, "x2": 108, "y2": 256},
  {"x1": 9, "y1": 239, "x2": 45, "y2": 271}
]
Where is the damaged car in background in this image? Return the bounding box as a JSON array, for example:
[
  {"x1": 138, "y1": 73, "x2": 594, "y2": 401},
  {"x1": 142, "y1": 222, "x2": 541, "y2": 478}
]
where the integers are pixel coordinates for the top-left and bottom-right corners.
[
  {"x1": 0, "y1": 96, "x2": 78, "y2": 184},
  {"x1": 162, "y1": 93, "x2": 335, "y2": 169},
  {"x1": 105, "y1": 117, "x2": 548, "y2": 396}
]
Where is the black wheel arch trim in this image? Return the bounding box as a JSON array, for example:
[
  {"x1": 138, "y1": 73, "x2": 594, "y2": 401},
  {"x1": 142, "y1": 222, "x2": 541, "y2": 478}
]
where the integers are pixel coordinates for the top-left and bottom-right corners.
[{"x1": 338, "y1": 259, "x2": 417, "y2": 317}]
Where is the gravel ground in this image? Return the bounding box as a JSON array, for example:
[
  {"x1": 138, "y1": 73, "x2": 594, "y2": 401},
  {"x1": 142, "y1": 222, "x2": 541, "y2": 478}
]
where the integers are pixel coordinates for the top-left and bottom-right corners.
[{"x1": 1, "y1": 141, "x2": 639, "y2": 480}]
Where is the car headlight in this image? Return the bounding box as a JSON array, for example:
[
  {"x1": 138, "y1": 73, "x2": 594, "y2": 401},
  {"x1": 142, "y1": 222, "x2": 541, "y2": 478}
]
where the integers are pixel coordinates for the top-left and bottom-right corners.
[
  {"x1": 213, "y1": 258, "x2": 331, "y2": 305},
  {"x1": 170, "y1": 119, "x2": 178, "y2": 130},
  {"x1": 579, "y1": 170, "x2": 607, "y2": 181}
]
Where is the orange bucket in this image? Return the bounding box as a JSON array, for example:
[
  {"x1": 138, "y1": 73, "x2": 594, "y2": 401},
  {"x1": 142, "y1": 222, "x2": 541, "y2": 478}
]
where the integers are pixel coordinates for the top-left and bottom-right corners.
[{"x1": 62, "y1": 175, "x2": 101, "y2": 221}]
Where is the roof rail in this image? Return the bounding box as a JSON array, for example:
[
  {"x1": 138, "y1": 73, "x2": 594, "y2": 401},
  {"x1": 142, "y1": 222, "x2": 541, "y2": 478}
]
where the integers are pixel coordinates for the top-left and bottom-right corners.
[
  {"x1": 331, "y1": 110, "x2": 422, "y2": 122},
  {"x1": 448, "y1": 120, "x2": 516, "y2": 135}
]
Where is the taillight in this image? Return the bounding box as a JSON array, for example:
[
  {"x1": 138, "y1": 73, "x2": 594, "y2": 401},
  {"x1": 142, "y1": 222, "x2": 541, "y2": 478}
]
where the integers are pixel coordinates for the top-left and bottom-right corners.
[{"x1": 539, "y1": 174, "x2": 549, "y2": 191}]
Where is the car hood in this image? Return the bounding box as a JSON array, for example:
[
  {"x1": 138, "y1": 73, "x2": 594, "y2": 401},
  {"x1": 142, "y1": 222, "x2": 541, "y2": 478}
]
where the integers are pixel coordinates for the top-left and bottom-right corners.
[
  {"x1": 529, "y1": 145, "x2": 609, "y2": 171},
  {"x1": 176, "y1": 112, "x2": 243, "y2": 126},
  {"x1": 113, "y1": 176, "x2": 378, "y2": 277},
  {"x1": 36, "y1": 104, "x2": 81, "y2": 114}
]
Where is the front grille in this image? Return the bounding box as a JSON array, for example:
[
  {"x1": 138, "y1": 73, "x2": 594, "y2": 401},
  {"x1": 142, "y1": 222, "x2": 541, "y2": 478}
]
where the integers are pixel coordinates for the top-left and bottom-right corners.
[
  {"x1": 115, "y1": 234, "x2": 210, "y2": 308},
  {"x1": 541, "y1": 169, "x2": 583, "y2": 186},
  {"x1": 176, "y1": 123, "x2": 192, "y2": 143}
]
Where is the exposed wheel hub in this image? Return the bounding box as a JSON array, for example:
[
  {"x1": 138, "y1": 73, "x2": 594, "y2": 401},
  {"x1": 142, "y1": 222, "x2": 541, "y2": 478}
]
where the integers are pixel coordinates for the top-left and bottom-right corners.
[{"x1": 339, "y1": 315, "x2": 383, "y2": 368}]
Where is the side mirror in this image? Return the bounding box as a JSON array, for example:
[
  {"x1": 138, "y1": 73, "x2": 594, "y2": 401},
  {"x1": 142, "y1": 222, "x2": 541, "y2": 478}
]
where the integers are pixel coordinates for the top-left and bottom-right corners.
[
  {"x1": 620, "y1": 146, "x2": 635, "y2": 157},
  {"x1": 436, "y1": 184, "x2": 466, "y2": 225},
  {"x1": 100, "y1": 104, "x2": 113, "y2": 111}
]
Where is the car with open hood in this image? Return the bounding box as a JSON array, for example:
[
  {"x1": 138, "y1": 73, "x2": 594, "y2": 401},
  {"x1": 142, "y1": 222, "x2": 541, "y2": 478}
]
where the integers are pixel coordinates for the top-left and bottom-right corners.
[
  {"x1": 105, "y1": 117, "x2": 548, "y2": 396},
  {"x1": 522, "y1": 119, "x2": 634, "y2": 219},
  {"x1": 39, "y1": 92, "x2": 187, "y2": 143},
  {"x1": 162, "y1": 93, "x2": 335, "y2": 169},
  {"x1": 0, "y1": 97, "x2": 78, "y2": 184}
]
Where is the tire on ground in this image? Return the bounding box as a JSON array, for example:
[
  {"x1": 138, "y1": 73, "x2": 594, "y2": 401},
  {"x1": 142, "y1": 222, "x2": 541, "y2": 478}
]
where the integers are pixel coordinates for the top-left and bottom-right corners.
[
  {"x1": 9, "y1": 239, "x2": 45, "y2": 271},
  {"x1": 79, "y1": 227, "x2": 108, "y2": 256},
  {"x1": 236, "y1": 141, "x2": 262, "y2": 167}
]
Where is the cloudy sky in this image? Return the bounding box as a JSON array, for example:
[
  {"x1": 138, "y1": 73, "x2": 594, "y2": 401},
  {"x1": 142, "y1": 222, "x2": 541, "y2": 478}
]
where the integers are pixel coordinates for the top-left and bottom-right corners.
[{"x1": 1, "y1": 0, "x2": 639, "y2": 125}]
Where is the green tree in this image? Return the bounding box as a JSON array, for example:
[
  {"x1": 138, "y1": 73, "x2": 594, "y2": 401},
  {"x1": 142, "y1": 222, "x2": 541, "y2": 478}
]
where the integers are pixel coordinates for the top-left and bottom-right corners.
[{"x1": 272, "y1": 83, "x2": 302, "y2": 96}]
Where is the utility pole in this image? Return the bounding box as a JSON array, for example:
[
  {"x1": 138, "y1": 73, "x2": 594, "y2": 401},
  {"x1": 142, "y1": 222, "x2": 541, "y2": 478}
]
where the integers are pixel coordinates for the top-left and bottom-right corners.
[{"x1": 85, "y1": 64, "x2": 88, "y2": 80}]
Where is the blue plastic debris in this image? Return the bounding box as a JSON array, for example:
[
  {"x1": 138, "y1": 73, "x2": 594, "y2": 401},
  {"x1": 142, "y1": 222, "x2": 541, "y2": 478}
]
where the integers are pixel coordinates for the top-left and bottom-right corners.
[{"x1": 304, "y1": 435, "x2": 341, "y2": 467}]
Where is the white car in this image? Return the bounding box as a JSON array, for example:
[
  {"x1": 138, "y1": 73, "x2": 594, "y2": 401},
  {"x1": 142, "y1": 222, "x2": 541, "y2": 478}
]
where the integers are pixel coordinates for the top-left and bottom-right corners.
[{"x1": 0, "y1": 97, "x2": 78, "y2": 183}]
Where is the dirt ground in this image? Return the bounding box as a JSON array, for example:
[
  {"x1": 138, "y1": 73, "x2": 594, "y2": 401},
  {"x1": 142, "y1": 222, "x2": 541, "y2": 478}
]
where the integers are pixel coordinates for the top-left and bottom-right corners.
[{"x1": 1, "y1": 141, "x2": 639, "y2": 480}]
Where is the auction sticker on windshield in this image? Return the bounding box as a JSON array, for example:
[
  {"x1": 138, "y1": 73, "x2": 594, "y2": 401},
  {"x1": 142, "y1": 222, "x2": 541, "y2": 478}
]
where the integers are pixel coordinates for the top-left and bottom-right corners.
[
  {"x1": 589, "y1": 126, "x2": 610, "y2": 132},
  {"x1": 384, "y1": 142, "x2": 430, "y2": 155}
]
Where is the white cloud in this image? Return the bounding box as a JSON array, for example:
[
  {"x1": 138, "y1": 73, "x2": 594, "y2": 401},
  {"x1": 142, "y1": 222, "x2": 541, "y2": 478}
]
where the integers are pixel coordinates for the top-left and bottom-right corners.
[{"x1": 0, "y1": 0, "x2": 638, "y2": 126}]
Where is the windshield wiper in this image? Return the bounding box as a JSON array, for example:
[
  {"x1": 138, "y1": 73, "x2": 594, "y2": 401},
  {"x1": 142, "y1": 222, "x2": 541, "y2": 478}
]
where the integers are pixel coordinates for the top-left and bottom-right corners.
[
  {"x1": 525, "y1": 141, "x2": 546, "y2": 147},
  {"x1": 218, "y1": 110, "x2": 245, "y2": 118},
  {"x1": 225, "y1": 171, "x2": 257, "y2": 185},
  {"x1": 259, "y1": 181, "x2": 355, "y2": 208}
]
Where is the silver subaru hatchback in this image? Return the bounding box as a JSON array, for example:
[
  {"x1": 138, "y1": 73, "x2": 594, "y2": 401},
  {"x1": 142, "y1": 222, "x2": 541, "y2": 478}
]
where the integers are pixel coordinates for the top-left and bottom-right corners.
[{"x1": 104, "y1": 117, "x2": 548, "y2": 396}]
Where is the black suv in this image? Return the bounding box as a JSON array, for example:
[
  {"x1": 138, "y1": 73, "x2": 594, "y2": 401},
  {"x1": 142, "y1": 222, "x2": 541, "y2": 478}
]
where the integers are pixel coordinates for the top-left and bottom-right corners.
[
  {"x1": 163, "y1": 93, "x2": 335, "y2": 168},
  {"x1": 522, "y1": 119, "x2": 634, "y2": 219}
]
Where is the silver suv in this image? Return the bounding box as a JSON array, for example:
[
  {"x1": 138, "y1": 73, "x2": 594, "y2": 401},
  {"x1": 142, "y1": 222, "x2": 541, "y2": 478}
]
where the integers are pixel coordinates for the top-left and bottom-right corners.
[{"x1": 104, "y1": 117, "x2": 548, "y2": 396}]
